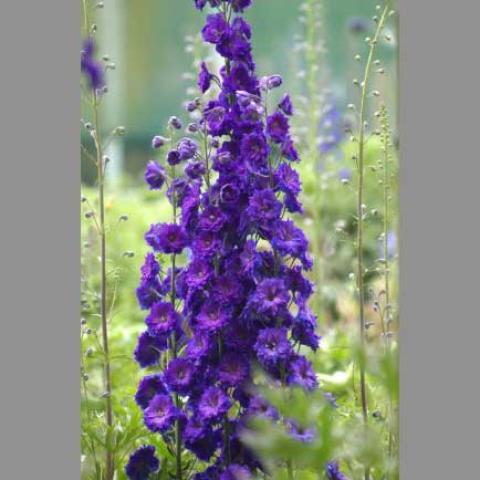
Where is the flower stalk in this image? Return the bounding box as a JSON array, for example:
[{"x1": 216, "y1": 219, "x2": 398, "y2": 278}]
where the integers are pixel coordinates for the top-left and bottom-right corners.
[{"x1": 355, "y1": 3, "x2": 390, "y2": 479}]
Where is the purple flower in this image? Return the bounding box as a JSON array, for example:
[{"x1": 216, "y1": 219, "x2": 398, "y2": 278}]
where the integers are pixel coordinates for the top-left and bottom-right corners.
[
  {"x1": 254, "y1": 327, "x2": 293, "y2": 366},
  {"x1": 140, "y1": 253, "x2": 160, "y2": 282},
  {"x1": 278, "y1": 94, "x2": 294, "y2": 116},
  {"x1": 247, "y1": 395, "x2": 279, "y2": 420},
  {"x1": 287, "y1": 356, "x2": 318, "y2": 391},
  {"x1": 194, "y1": 0, "x2": 208, "y2": 10},
  {"x1": 144, "y1": 160, "x2": 167, "y2": 190},
  {"x1": 326, "y1": 462, "x2": 348, "y2": 480},
  {"x1": 241, "y1": 133, "x2": 270, "y2": 169},
  {"x1": 196, "y1": 301, "x2": 229, "y2": 333},
  {"x1": 144, "y1": 394, "x2": 180, "y2": 433},
  {"x1": 164, "y1": 358, "x2": 195, "y2": 394},
  {"x1": 145, "y1": 223, "x2": 188, "y2": 254},
  {"x1": 218, "y1": 353, "x2": 249, "y2": 387},
  {"x1": 272, "y1": 220, "x2": 308, "y2": 259},
  {"x1": 286, "y1": 419, "x2": 317, "y2": 443},
  {"x1": 81, "y1": 37, "x2": 105, "y2": 91},
  {"x1": 339, "y1": 168, "x2": 352, "y2": 182},
  {"x1": 136, "y1": 277, "x2": 162, "y2": 310},
  {"x1": 198, "y1": 61, "x2": 212, "y2": 92},
  {"x1": 292, "y1": 307, "x2": 320, "y2": 351},
  {"x1": 276, "y1": 163, "x2": 301, "y2": 195},
  {"x1": 247, "y1": 189, "x2": 282, "y2": 228},
  {"x1": 220, "y1": 464, "x2": 252, "y2": 480},
  {"x1": 267, "y1": 111, "x2": 290, "y2": 144},
  {"x1": 202, "y1": 13, "x2": 229, "y2": 44},
  {"x1": 216, "y1": 18, "x2": 252, "y2": 61},
  {"x1": 167, "y1": 149, "x2": 181, "y2": 166},
  {"x1": 192, "y1": 231, "x2": 221, "y2": 258},
  {"x1": 251, "y1": 278, "x2": 290, "y2": 316},
  {"x1": 229, "y1": 0, "x2": 253, "y2": 13},
  {"x1": 145, "y1": 302, "x2": 179, "y2": 336},
  {"x1": 281, "y1": 135, "x2": 299, "y2": 161},
  {"x1": 134, "y1": 331, "x2": 167, "y2": 368},
  {"x1": 135, "y1": 374, "x2": 167, "y2": 409},
  {"x1": 198, "y1": 206, "x2": 227, "y2": 232},
  {"x1": 151, "y1": 135, "x2": 166, "y2": 149},
  {"x1": 185, "y1": 160, "x2": 207, "y2": 179},
  {"x1": 186, "y1": 259, "x2": 212, "y2": 289},
  {"x1": 125, "y1": 445, "x2": 160, "y2": 480},
  {"x1": 184, "y1": 333, "x2": 212, "y2": 362},
  {"x1": 198, "y1": 386, "x2": 231, "y2": 422},
  {"x1": 178, "y1": 137, "x2": 198, "y2": 161},
  {"x1": 261, "y1": 74, "x2": 283, "y2": 90}
]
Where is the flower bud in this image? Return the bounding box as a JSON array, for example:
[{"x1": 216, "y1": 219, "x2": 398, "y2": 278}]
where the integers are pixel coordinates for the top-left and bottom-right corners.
[
  {"x1": 152, "y1": 135, "x2": 167, "y2": 149},
  {"x1": 168, "y1": 116, "x2": 183, "y2": 130}
]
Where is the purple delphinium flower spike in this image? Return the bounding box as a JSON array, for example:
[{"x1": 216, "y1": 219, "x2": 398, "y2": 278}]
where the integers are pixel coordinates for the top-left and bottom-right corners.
[{"x1": 133, "y1": 1, "x2": 322, "y2": 476}]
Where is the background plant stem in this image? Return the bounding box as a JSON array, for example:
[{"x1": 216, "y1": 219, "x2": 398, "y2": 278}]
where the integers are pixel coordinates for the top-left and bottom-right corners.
[
  {"x1": 356, "y1": 4, "x2": 389, "y2": 479},
  {"x1": 93, "y1": 92, "x2": 114, "y2": 480}
]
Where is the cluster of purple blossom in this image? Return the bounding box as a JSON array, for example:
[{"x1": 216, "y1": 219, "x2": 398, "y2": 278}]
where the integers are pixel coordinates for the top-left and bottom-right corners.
[
  {"x1": 81, "y1": 37, "x2": 104, "y2": 91},
  {"x1": 127, "y1": 1, "x2": 322, "y2": 478}
]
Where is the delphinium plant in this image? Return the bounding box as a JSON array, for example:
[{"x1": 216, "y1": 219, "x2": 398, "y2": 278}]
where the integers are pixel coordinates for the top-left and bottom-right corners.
[
  {"x1": 81, "y1": 2, "x2": 145, "y2": 478},
  {"x1": 128, "y1": 0, "x2": 324, "y2": 478}
]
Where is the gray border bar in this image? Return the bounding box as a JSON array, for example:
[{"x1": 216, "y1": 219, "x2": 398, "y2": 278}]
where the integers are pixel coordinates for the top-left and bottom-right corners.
[
  {"x1": 400, "y1": 0, "x2": 480, "y2": 477},
  {"x1": 0, "y1": 0, "x2": 80, "y2": 478}
]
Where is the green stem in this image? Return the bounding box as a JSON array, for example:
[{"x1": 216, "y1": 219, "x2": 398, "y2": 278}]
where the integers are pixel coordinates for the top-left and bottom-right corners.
[
  {"x1": 169, "y1": 164, "x2": 182, "y2": 480},
  {"x1": 356, "y1": 4, "x2": 390, "y2": 479},
  {"x1": 93, "y1": 91, "x2": 114, "y2": 480}
]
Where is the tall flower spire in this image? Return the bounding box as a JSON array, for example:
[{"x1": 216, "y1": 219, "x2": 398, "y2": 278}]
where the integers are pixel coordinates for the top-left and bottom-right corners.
[{"x1": 129, "y1": 1, "x2": 319, "y2": 477}]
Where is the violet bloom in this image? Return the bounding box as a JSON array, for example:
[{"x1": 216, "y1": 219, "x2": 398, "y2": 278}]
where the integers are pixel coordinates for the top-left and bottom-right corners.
[
  {"x1": 164, "y1": 358, "x2": 195, "y2": 394},
  {"x1": 135, "y1": 373, "x2": 167, "y2": 409},
  {"x1": 125, "y1": 445, "x2": 160, "y2": 480},
  {"x1": 229, "y1": 0, "x2": 253, "y2": 13},
  {"x1": 218, "y1": 353, "x2": 249, "y2": 387},
  {"x1": 220, "y1": 464, "x2": 252, "y2": 479},
  {"x1": 202, "y1": 13, "x2": 229, "y2": 44},
  {"x1": 326, "y1": 462, "x2": 348, "y2": 480},
  {"x1": 178, "y1": 137, "x2": 198, "y2": 161},
  {"x1": 196, "y1": 301, "x2": 230, "y2": 333},
  {"x1": 247, "y1": 395, "x2": 279, "y2": 421},
  {"x1": 140, "y1": 252, "x2": 160, "y2": 282},
  {"x1": 254, "y1": 327, "x2": 293, "y2": 366},
  {"x1": 144, "y1": 394, "x2": 180, "y2": 433},
  {"x1": 198, "y1": 62, "x2": 212, "y2": 92},
  {"x1": 145, "y1": 302, "x2": 179, "y2": 336},
  {"x1": 278, "y1": 93, "x2": 294, "y2": 116},
  {"x1": 272, "y1": 219, "x2": 308, "y2": 259},
  {"x1": 144, "y1": 160, "x2": 167, "y2": 190},
  {"x1": 145, "y1": 223, "x2": 188, "y2": 254},
  {"x1": 198, "y1": 386, "x2": 231, "y2": 422},
  {"x1": 286, "y1": 420, "x2": 317, "y2": 444},
  {"x1": 241, "y1": 132, "x2": 270, "y2": 169},
  {"x1": 287, "y1": 356, "x2": 318, "y2": 391},
  {"x1": 267, "y1": 111, "x2": 290, "y2": 143},
  {"x1": 134, "y1": 331, "x2": 166, "y2": 368},
  {"x1": 251, "y1": 278, "x2": 290, "y2": 316},
  {"x1": 81, "y1": 37, "x2": 105, "y2": 91}
]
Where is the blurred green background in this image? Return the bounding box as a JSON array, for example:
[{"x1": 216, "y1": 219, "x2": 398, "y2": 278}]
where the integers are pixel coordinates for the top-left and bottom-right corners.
[{"x1": 82, "y1": 0, "x2": 397, "y2": 185}]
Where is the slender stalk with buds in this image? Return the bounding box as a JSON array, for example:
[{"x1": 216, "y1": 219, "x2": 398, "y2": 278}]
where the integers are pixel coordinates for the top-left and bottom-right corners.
[{"x1": 354, "y1": 3, "x2": 390, "y2": 478}]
